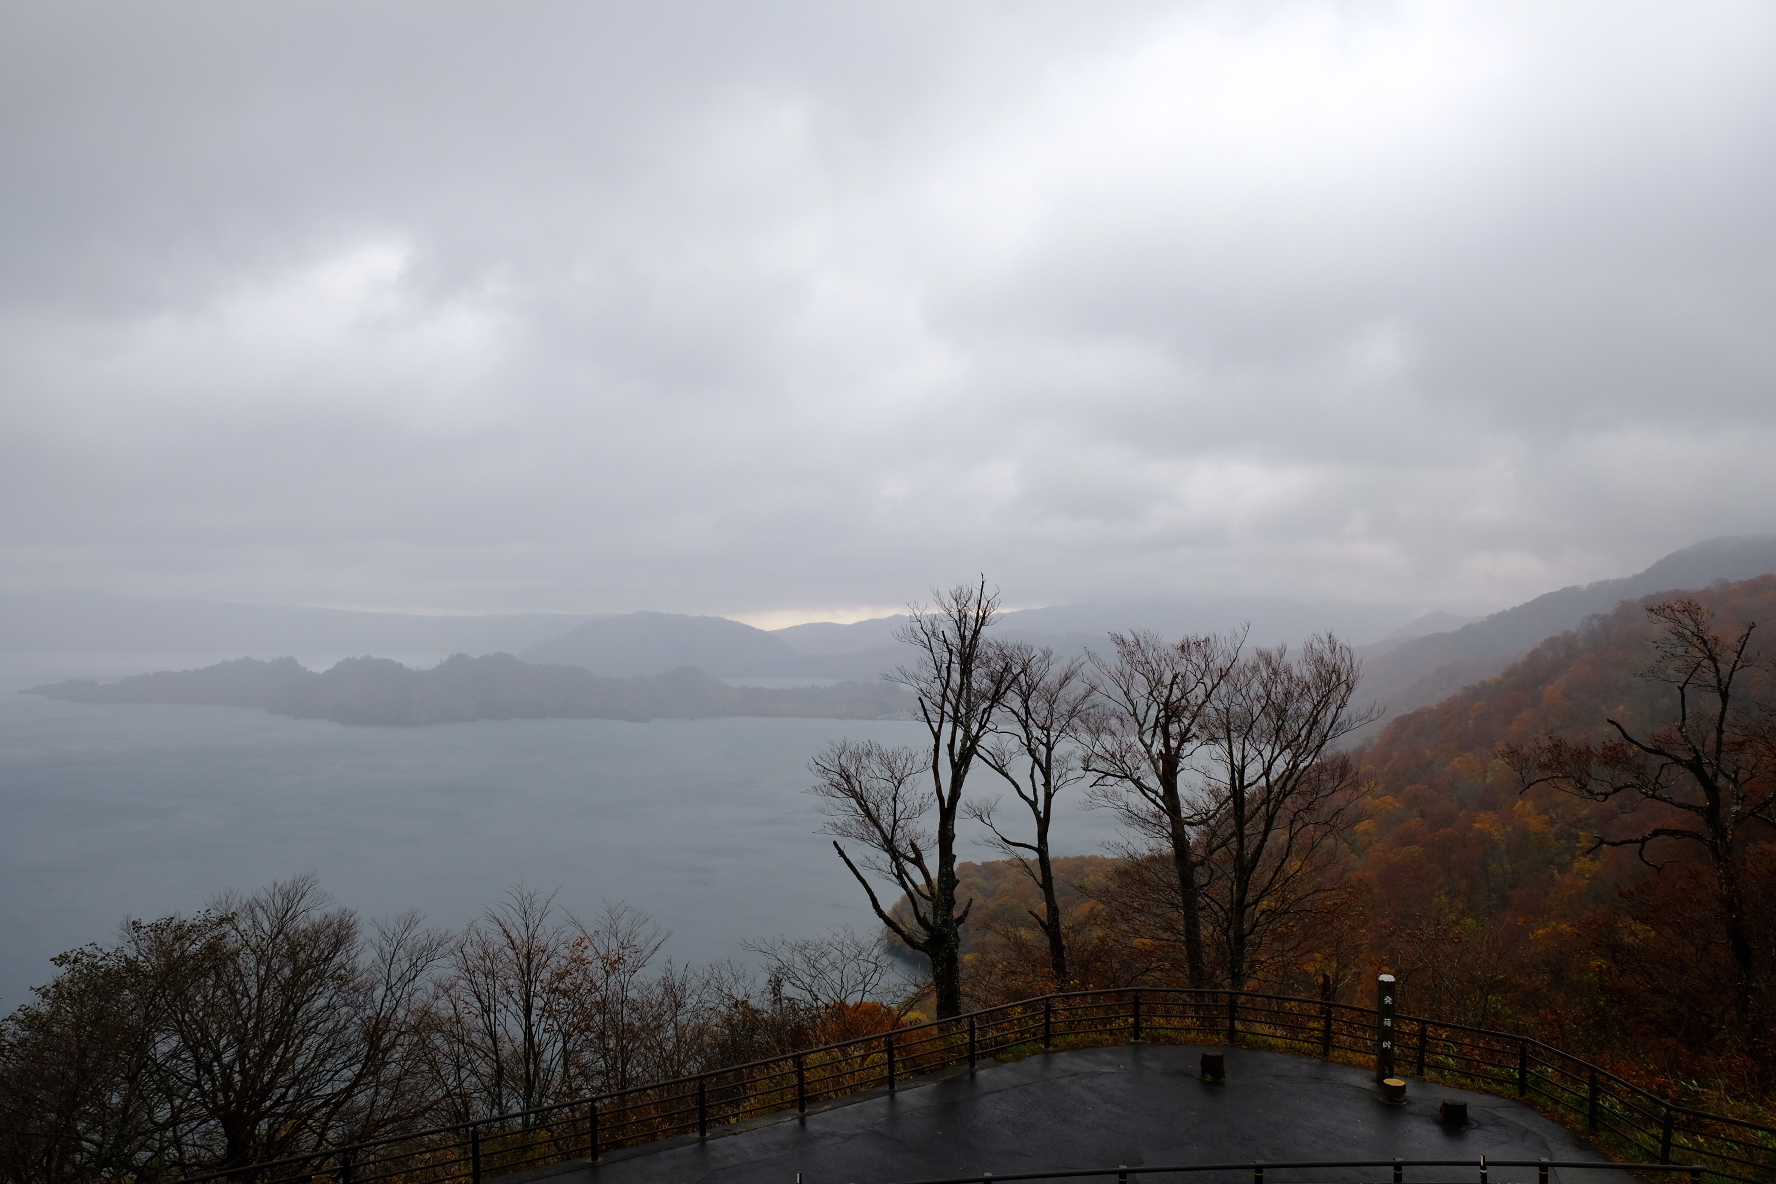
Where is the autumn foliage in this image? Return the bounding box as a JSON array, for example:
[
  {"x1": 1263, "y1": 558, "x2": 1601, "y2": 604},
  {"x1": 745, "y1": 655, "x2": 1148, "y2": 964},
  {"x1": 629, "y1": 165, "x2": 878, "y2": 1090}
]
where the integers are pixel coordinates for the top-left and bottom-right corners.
[{"x1": 953, "y1": 576, "x2": 1776, "y2": 1110}]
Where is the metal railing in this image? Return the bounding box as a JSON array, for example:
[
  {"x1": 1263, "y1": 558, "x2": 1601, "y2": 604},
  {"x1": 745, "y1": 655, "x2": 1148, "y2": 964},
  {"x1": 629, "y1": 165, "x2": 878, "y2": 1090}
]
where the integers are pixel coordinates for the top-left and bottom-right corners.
[
  {"x1": 176, "y1": 988, "x2": 1776, "y2": 1184},
  {"x1": 871, "y1": 1158, "x2": 1706, "y2": 1184}
]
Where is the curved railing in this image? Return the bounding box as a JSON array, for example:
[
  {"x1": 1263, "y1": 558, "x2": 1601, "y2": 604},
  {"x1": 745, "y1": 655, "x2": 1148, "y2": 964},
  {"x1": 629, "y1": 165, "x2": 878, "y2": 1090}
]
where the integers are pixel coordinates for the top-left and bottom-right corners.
[
  {"x1": 177, "y1": 988, "x2": 1776, "y2": 1184},
  {"x1": 875, "y1": 1158, "x2": 1707, "y2": 1184}
]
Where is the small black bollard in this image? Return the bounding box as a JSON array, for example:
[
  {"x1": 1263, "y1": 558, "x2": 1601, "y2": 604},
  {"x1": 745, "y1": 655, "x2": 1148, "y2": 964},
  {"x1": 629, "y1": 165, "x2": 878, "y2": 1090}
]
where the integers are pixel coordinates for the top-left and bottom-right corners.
[
  {"x1": 1438, "y1": 1100, "x2": 1469, "y2": 1129},
  {"x1": 1201, "y1": 1052, "x2": 1226, "y2": 1081},
  {"x1": 1380, "y1": 1076, "x2": 1407, "y2": 1104}
]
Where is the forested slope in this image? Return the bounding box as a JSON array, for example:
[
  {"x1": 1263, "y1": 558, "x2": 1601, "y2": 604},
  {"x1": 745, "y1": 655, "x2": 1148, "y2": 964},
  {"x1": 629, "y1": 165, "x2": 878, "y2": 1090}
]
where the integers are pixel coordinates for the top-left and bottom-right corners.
[{"x1": 1345, "y1": 575, "x2": 1776, "y2": 1095}]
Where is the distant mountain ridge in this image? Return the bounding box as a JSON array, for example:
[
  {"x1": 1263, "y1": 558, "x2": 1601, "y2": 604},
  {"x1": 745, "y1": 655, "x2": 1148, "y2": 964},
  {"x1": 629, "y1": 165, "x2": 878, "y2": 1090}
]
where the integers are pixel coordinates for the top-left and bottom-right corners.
[
  {"x1": 518, "y1": 596, "x2": 1436, "y2": 681},
  {"x1": 524, "y1": 612, "x2": 810, "y2": 677},
  {"x1": 26, "y1": 653, "x2": 912, "y2": 726},
  {"x1": 1358, "y1": 534, "x2": 1776, "y2": 719},
  {"x1": 13, "y1": 537, "x2": 1776, "y2": 709},
  {"x1": 0, "y1": 591, "x2": 602, "y2": 655}
]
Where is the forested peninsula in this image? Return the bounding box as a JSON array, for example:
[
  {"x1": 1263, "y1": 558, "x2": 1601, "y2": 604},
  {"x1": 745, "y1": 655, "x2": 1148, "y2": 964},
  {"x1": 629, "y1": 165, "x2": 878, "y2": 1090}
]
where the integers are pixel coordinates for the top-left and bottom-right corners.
[{"x1": 25, "y1": 653, "x2": 911, "y2": 725}]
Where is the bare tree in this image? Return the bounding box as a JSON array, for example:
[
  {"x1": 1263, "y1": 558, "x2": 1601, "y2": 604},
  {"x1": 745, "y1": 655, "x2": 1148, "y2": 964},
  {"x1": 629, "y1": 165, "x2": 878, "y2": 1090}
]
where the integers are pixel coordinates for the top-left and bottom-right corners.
[
  {"x1": 968, "y1": 642, "x2": 1091, "y2": 983},
  {"x1": 555, "y1": 903, "x2": 692, "y2": 1091},
  {"x1": 0, "y1": 933, "x2": 176, "y2": 1184},
  {"x1": 1082, "y1": 630, "x2": 1241, "y2": 988},
  {"x1": 740, "y1": 928, "x2": 909, "y2": 1015},
  {"x1": 1502, "y1": 598, "x2": 1776, "y2": 1046},
  {"x1": 431, "y1": 892, "x2": 698, "y2": 1114},
  {"x1": 0, "y1": 881, "x2": 444, "y2": 1184},
  {"x1": 810, "y1": 740, "x2": 951, "y2": 1002},
  {"x1": 432, "y1": 887, "x2": 578, "y2": 1121},
  {"x1": 342, "y1": 911, "x2": 453, "y2": 1139},
  {"x1": 813, "y1": 579, "x2": 1013, "y2": 1017},
  {"x1": 1196, "y1": 635, "x2": 1373, "y2": 990},
  {"x1": 142, "y1": 876, "x2": 441, "y2": 1178}
]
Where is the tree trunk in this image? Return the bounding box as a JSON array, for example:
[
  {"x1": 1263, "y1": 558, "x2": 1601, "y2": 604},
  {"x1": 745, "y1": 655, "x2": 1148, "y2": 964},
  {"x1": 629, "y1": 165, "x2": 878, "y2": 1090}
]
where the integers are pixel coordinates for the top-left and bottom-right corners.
[
  {"x1": 931, "y1": 813, "x2": 964, "y2": 1017},
  {"x1": 1227, "y1": 776, "x2": 1249, "y2": 991},
  {"x1": 1163, "y1": 774, "x2": 1206, "y2": 988},
  {"x1": 1035, "y1": 840, "x2": 1068, "y2": 983}
]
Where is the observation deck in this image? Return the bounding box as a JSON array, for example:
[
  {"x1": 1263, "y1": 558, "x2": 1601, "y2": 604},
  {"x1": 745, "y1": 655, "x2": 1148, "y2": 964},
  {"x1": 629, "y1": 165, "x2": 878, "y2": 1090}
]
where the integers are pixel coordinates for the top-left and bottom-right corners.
[{"x1": 545, "y1": 1044, "x2": 1632, "y2": 1184}]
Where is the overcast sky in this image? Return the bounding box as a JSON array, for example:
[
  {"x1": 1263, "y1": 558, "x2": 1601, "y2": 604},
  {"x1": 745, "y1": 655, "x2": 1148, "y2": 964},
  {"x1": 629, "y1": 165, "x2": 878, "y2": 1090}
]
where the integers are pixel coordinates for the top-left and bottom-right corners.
[{"x1": 3, "y1": 2, "x2": 1773, "y2": 625}]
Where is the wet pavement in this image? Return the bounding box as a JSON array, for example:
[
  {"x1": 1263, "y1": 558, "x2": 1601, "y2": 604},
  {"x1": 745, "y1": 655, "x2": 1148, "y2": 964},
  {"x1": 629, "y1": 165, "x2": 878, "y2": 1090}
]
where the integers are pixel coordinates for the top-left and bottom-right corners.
[{"x1": 527, "y1": 1044, "x2": 1635, "y2": 1184}]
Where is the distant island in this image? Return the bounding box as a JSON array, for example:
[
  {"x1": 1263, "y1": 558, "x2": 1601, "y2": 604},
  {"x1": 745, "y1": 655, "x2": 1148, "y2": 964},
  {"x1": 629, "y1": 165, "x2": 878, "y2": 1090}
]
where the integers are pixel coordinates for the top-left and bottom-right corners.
[{"x1": 25, "y1": 653, "x2": 913, "y2": 726}]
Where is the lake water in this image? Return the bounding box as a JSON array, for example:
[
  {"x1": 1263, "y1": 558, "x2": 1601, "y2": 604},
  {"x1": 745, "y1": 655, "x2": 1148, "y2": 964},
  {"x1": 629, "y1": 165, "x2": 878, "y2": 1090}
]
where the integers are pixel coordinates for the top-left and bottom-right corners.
[{"x1": 0, "y1": 652, "x2": 1123, "y2": 1010}]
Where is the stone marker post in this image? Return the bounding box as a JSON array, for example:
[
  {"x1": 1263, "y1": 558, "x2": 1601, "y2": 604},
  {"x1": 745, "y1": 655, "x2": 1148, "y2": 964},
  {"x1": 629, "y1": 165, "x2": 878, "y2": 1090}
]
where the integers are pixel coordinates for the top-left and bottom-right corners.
[{"x1": 1375, "y1": 973, "x2": 1397, "y2": 1083}]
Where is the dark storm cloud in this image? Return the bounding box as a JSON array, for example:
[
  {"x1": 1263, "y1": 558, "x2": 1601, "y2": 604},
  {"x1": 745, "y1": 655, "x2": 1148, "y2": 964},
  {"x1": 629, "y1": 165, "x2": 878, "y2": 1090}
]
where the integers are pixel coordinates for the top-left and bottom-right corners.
[{"x1": 3, "y1": 1, "x2": 1773, "y2": 621}]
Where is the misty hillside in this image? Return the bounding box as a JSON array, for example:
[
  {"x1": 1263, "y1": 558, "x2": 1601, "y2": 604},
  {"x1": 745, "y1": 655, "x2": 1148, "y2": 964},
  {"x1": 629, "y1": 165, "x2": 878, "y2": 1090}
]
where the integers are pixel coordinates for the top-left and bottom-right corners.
[
  {"x1": 14, "y1": 538, "x2": 1776, "y2": 703},
  {"x1": 518, "y1": 595, "x2": 1432, "y2": 680},
  {"x1": 997, "y1": 597, "x2": 1418, "y2": 646},
  {"x1": 26, "y1": 653, "x2": 912, "y2": 726},
  {"x1": 772, "y1": 615, "x2": 909, "y2": 654},
  {"x1": 771, "y1": 598, "x2": 1420, "y2": 657},
  {"x1": 522, "y1": 612, "x2": 811, "y2": 677},
  {"x1": 0, "y1": 591, "x2": 602, "y2": 656},
  {"x1": 1357, "y1": 534, "x2": 1776, "y2": 719}
]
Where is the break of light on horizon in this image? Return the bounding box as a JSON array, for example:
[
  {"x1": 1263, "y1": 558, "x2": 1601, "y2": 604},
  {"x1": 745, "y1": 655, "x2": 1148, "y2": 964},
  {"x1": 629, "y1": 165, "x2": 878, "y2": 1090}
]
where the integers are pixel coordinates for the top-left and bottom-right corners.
[{"x1": 2, "y1": 1, "x2": 1775, "y2": 623}]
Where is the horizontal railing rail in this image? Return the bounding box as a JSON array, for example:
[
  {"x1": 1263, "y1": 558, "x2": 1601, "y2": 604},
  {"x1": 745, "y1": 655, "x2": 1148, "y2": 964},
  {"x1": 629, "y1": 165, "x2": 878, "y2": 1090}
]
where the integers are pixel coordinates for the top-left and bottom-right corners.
[
  {"x1": 171, "y1": 988, "x2": 1776, "y2": 1184},
  {"x1": 870, "y1": 1158, "x2": 1706, "y2": 1184}
]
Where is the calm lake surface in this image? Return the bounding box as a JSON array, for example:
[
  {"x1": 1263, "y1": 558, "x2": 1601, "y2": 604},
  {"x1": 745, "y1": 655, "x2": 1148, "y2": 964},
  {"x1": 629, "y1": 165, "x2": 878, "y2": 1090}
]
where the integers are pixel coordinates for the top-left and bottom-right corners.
[{"x1": 0, "y1": 652, "x2": 1122, "y2": 1010}]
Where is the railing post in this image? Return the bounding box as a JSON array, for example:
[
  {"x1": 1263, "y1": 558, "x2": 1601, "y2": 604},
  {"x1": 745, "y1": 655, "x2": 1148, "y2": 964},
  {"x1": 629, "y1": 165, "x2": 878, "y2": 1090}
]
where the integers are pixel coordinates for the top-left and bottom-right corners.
[
  {"x1": 1517, "y1": 1040, "x2": 1528, "y2": 1098},
  {"x1": 968, "y1": 1014, "x2": 978, "y2": 1069},
  {"x1": 1416, "y1": 1018, "x2": 1428, "y2": 1077},
  {"x1": 470, "y1": 1124, "x2": 482, "y2": 1184},
  {"x1": 1117, "y1": 1168, "x2": 1128, "y2": 1184},
  {"x1": 1044, "y1": 996, "x2": 1053, "y2": 1049},
  {"x1": 339, "y1": 1150, "x2": 353, "y2": 1184},
  {"x1": 1374, "y1": 974, "x2": 1396, "y2": 1083},
  {"x1": 1479, "y1": 1154, "x2": 1488, "y2": 1184},
  {"x1": 796, "y1": 1055, "x2": 807, "y2": 1113},
  {"x1": 1537, "y1": 1158, "x2": 1548, "y2": 1184},
  {"x1": 1132, "y1": 991, "x2": 1143, "y2": 1042},
  {"x1": 1586, "y1": 1068, "x2": 1599, "y2": 1131},
  {"x1": 886, "y1": 1031, "x2": 896, "y2": 1091},
  {"x1": 1392, "y1": 1160, "x2": 1403, "y2": 1184},
  {"x1": 1660, "y1": 1106, "x2": 1674, "y2": 1164},
  {"x1": 588, "y1": 1097, "x2": 600, "y2": 1162},
  {"x1": 697, "y1": 1075, "x2": 709, "y2": 1137},
  {"x1": 1227, "y1": 989, "x2": 1238, "y2": 1044},
  {"x1": 1319, "y1": 974, "x2": 1333, "y2": 1056},
  {"x1": 1254, "y1": 1163, "x2": 1264, "y2": 1184}
]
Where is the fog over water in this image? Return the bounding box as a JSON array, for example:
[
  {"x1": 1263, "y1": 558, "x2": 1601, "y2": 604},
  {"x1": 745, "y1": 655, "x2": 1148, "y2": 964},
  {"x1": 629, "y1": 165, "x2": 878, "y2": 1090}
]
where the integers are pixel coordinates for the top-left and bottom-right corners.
[{"x1": 0, "y1": 653, "x2": 1123, "y2": 1009}]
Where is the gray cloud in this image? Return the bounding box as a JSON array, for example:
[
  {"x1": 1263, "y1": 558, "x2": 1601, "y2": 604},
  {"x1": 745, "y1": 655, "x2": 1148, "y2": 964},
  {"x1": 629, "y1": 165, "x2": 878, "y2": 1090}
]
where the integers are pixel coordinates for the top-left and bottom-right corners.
[{"x1": 4, "y1": 1, "x2": 1774, "y2": 620}]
